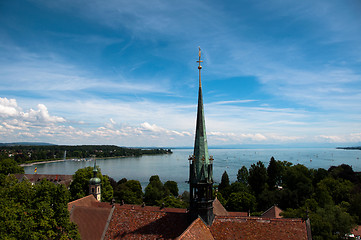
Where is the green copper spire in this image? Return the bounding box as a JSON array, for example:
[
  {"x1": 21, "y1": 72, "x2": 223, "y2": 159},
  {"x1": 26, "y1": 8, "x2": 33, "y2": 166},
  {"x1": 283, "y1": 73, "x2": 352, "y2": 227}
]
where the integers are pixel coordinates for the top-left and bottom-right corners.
[
  {"x1": 193, "y1": 47, "x2": 211, "y2": 182},
  {"x1": 90, "y1": 159, "x2": 101, "y2": 185}
]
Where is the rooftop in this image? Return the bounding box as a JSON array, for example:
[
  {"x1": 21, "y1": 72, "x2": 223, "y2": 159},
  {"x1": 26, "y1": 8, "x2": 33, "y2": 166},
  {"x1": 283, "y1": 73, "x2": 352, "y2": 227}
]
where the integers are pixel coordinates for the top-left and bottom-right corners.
[{"x1": 68, "y1": 195, "x2": 310, "y2": 240}]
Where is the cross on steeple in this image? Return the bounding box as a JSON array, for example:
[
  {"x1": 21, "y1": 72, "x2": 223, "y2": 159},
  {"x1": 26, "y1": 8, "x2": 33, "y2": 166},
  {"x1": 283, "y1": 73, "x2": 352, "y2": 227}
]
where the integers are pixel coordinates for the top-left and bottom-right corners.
[{"x1": 197, "y1": 47, "x2": 203, "y2": 87}]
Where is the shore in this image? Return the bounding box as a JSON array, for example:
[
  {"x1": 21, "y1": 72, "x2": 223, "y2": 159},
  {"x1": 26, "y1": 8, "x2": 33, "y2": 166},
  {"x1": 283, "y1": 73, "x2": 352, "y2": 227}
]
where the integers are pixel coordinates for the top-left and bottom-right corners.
[{"x1": 20, "y1": 159, "x2": 65, "y2": 167}]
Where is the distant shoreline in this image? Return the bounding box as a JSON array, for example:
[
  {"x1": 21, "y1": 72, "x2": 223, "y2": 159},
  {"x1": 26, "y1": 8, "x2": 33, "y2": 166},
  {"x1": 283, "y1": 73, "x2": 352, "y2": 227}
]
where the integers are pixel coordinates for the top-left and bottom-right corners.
[
  {"x1": 336, "y1": 147, "x2": 361, "y2": 150},
  {"x1": 20, "y1": 159, "x2": 65, "y2": 167},
  {"x1": 19, "y1": 155, "x2": 153, "y2": 167}
]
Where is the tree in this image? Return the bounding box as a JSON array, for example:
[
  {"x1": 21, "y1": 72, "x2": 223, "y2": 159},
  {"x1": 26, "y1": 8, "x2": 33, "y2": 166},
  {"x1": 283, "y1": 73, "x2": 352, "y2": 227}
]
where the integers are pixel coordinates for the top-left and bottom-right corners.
[
  {"x1": 144, "y1": 175, "x2": 164, "y2": 206},
  {"x1": 114, "y1": 179, "x2": 143, "y2": 204},
  {"x1": 248, "y1": 161, "x2": 268, "y2": 195},
  {"x1": 0, "y1": 158, "x2": 25, "y2": 186},
  {"x1": 218, "y1": 171, "x2": 230, "y2": 192},
  {"x1": 316, "y1": 177, "x2": 353, "y2": 205},
  {"x1": 0, "y1": 158, "x2": 24, "y2": 175},
  {"x1": 158, "y1": 195, "x2": 187, "y2": 208},
  {"x1": 267, "y1": 157, "x2": 284, "y2": 189},
  {"x1": 0, "y1": 176, "x2": 80, "y2": 239},
  {"x1": 282, "y1": 164, "x2": 313, "y2": 208},
  {"x1": 226, "y1": 192, "x2": 256, "y2": 212},
  {"x1": 237, "y1": 166, "x2": 249, "y2": 185},
  {"x1": 164, "y1": 180, "x2": 179, "y2": 197},
  {"x1": 329, "y1": 164, "x2": 359, "y2": 184}
]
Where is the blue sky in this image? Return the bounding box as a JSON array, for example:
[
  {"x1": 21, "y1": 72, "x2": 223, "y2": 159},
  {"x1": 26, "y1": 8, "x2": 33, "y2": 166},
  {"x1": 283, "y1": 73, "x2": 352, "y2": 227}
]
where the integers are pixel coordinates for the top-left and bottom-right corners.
[{"x1": 1, "y1": 0, "x2": 361, "y2": 147}]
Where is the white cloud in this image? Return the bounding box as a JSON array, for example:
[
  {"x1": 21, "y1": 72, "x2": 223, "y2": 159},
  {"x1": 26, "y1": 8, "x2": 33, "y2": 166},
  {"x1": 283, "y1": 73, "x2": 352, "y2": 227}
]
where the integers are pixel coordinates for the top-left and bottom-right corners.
[{"x1": 0, "y1": 98, "x2": 20, "y2": 117}]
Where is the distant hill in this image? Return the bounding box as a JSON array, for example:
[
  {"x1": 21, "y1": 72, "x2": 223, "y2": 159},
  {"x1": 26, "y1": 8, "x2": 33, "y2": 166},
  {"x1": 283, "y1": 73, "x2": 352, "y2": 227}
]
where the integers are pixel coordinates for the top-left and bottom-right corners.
[
  {"x1": 0, "y1": 142, "x2": 55, "y2": 146},
  {"x1": 336, "y1": 146, "x2": 361, "y2": 150}
]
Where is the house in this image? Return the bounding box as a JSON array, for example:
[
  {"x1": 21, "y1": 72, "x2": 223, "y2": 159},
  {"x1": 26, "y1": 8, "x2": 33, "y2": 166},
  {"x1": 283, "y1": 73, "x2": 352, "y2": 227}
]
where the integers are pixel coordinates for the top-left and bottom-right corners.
[
  {"x1": 68, "y1": 195, "x2": 310, "y2": 240},
  {"x1": 13, "y1": 173, "x2": 73, "y2": 188}
]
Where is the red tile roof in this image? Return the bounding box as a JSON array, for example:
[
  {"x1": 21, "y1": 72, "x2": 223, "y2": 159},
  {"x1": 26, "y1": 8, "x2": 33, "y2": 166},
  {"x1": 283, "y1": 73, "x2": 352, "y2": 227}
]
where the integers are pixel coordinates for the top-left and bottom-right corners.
[
  {"x1": 68, "y1": 197, "x2": 309, "y2": 240},
  {"x1": 213, "y1": 197, "x2": 248, "y2": 217},
  {"x1": 261, "y1": 205, "x2": 283, "y2": 218},
  {"x1": 68, "y1": 195, "x2": 114, "y2": 240},
  {"x1": 104, "y1": 204, "x2": 189, "y2": 239},
  {"x1": 210, "y1": 216, "x2": 308, "y2": 240},
  {"x1": 70, "y1": 205, "x2": 112, "y2": 240},
  {"x1": 352, "y1": 225, "x2": 361, "y2": 237},
  {"x1": 177, "y1": 217, "x2": 214, "y2": 240},
  {"x1": 14, "y1": 173, "x2": 73, "y2": 187},
  {"x1": 213, "y1": 197, "x2": 228, "y2": 216},
  {"x1": 68, "y1": 194, "x2": 99, "y2": 211}
]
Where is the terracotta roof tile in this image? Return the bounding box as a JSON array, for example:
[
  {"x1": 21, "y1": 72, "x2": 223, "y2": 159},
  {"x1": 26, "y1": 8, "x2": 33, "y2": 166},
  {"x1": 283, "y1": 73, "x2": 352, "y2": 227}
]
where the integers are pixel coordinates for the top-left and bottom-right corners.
[
  {"x1": 210, "y1": 216, "x2": 308, "y2": 240},
  {"x1": 213, "y1": 197, "x2": 248, "y2": 217},
  {"x1": 352, "y1": 225, "x2": 361, "y2": 236},
  {"x1": 213, "y1": 198, "x2": 228, "y2": 216},
  {"x1": 104, "y1": 205, "x2": 189, "y2": 239},
  {"x1": 261, "y1": 205, "x2": 283, "y2": 218},
  {"x1": 227, "y1": 211, "x2": 249, "y2": 217},
  {"x1": 177, "y1": 217, "x2": 214, "y2": 240},
  {"x1": 14, "y1": 173, "x2": 73, "y2": 187},
  {"x1": 70, "y1": 206, "x2": 112, "y2": 240},
  {"x1": 68, "y1": 194, "x2": 99, "y2": 211}
]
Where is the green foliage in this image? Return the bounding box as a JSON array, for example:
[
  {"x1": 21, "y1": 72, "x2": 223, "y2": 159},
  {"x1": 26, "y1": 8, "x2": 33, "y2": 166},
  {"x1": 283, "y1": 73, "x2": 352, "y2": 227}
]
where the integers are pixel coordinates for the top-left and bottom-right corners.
[
  {"x1": 114, "y1": 179, "x2": 143, "y2": 204},
  {"x1": 248, "y1": 161, "x2": 268, "y2": 195},
  {"x1": 157, "y1": 195, "x2": 187, "y2": 208},
  {"x1": 282, "y1": 164, "x2": 313, "y2": 208},
  {"x1": 267, "y1": 157, "x2": 284, "y2": 189},
  {"x1": 226, "y1": 192, "x2": 256, "y2": 212},
  {"x1": 144, "y1": 175, "x2": 164, "y2": 206},
  {"x1": 349, "y1": 193, "x2": 361, "y2": 224},
  {"x1": 218, "y1": 171, "x2": 230, "y2": 197},
  {"x1": 317, "y1": 177, "x2": 353, "y2": 205},
  {"x1": 0, "y1": 176, "x2": 80, "y2": 239},
  {"x1": 237, "y1": 166, "x2": 249, "y2": 185},
  {"x1": 0, "y1": 158, "x2": 25, "y2": 186},
  {"x1": 143, "y1": 175, "x2": 186, "y2": 208},
  {"x1": 0, "y1": 158, "x2": 24, "y2": 175},
  {"x1": 101, "y1": 175, "x2": 114, "y2": 202},
  {"x1": 164, "y1": 180, "x2": 179, "y2": 197}
]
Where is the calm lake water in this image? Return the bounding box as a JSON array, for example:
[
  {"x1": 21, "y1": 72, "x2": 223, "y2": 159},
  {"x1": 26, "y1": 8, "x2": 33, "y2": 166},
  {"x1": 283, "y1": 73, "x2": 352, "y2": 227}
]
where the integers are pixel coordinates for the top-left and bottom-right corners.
[{"x1": 24, "y1": 148, "x2": 361, "y2": 194}]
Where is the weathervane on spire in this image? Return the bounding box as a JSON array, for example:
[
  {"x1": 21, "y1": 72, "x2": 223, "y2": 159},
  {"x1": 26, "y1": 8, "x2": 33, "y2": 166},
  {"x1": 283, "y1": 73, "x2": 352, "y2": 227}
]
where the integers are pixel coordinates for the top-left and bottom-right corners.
[{"x1": 197, "y1": 47, "x2": 203, "y2": 87}]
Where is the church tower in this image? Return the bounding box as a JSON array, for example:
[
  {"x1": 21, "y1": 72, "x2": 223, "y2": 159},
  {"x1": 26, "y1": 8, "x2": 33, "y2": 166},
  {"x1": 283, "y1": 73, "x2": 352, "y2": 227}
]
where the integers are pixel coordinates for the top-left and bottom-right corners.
[
  {"x1": 89, "y1": 160, "x2": 101, "y2": 201},
  {"x1": 189, "y1": 48, "x2": 214, "y2": 225}
]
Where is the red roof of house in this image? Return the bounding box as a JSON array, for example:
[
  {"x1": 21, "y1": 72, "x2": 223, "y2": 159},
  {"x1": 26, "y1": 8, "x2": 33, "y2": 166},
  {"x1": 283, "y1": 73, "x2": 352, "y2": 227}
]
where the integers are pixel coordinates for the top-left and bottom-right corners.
[
  {"x1": 177, "y1": 217, "x2": 214, "y2": 240},
  {"x1": 212, "y1": 197, "x2": 248, "y2": 217},
  {"x1": 68, "y1": 195, "x2": 113, "y2": 240},
  {"x1": 68, "y1": 197, "x2": 309, "y2": 240},
  {"x1": 210, "y1": 216, "x2": 308, "y2": 240},
  {"x1": 68, "y1": 194, "x2": 100, "y2": 211},
  {"x1": 104, "y1": 204, "x2": 189, "y2": 239},
  {"x1": 261, "y1": 205, "x2": 283, "y2": 218},
  {"x1": 70, "y1": 206, "x2": 112, "y2": 240},
  {"x1": 14, "y1": 173, "x2": 73, "y2": 187},
  {"x1": 352, "y1": 225, "x2": 361, "y2": 236}
]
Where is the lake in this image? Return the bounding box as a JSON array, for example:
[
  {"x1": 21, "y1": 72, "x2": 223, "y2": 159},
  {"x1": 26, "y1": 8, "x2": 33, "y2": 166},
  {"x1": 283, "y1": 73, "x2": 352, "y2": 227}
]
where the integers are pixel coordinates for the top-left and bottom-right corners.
[{"x1": 24, "y1": 148, "x2": 361, "y2": 194}]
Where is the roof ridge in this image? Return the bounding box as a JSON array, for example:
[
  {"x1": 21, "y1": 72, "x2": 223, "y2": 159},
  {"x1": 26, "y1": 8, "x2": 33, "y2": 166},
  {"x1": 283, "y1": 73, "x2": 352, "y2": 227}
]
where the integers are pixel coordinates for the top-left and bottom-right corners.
[
  {"x1": 101, "y1": 205, "x2": 115, "y2": 240},
  {"x1": 215, "y1": 215, "x2": 304, "y2": 222}
]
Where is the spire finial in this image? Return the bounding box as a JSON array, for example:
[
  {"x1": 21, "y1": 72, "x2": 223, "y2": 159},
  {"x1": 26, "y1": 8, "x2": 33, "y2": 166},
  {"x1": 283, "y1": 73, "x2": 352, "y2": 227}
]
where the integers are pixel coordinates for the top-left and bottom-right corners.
[{"x1": 196, "y1": 47, "x2": 203, "y2": 88}]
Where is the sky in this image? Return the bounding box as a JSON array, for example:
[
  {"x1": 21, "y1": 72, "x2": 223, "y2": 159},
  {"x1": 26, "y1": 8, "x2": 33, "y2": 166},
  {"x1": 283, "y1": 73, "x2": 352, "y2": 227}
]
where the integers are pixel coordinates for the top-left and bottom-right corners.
[{"x1": 1, "y1": 0, "x2": 361, "y2": 147}]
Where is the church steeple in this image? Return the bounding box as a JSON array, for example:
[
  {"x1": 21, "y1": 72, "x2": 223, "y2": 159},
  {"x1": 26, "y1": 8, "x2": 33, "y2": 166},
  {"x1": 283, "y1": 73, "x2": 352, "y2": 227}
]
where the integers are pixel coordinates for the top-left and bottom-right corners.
[
  {"x1": 189, "y1": 48, "x2": 214, "y2": 225},
  {"x1": 89, "y1": 159, "x2": 101, "y2": 201},
  {"x1": 192, "y1": 47, "x2": 212, "y2": 183}
]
